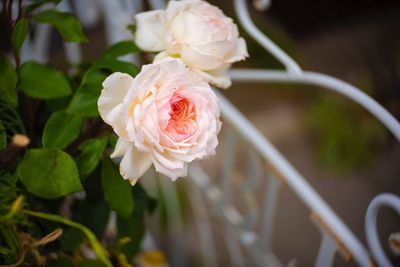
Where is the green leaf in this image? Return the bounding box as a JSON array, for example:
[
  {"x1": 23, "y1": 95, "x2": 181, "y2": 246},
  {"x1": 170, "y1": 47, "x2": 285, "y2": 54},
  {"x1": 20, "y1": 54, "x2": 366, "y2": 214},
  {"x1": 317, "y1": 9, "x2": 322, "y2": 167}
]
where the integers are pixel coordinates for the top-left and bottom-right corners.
[
  {"x1": 96, "y1": 58, "x2": 139, "y2": 77},
  {"x1": 34, "y1": 10, "x2": 87, "y2": 43},
  {"x1": 25, "y1": 0, "x2": 62, "y2": 14},
  {"x1": 45, "y1": 95, "x2": 71, "y2": 112},
  {"x1": 50, "y1": 255, "x2": 74, "y2": 267},
  {"x1": 67, "y1": 83, "x2": 100, "y2": 117},
  {"x1": 42, "y1": 110, "x2": 83, "y2": 149},
  {"x1": 0, "y1": 173, "x2": 18, "y2": 204},
  {"x1": 108, "y1": 134, "x2": 118, "y2": 148},
  {"x1": 60, "y1": 228, "x2": 84, "y2": 253},
  {"x1": 126, "y1": 24, "x2": 136, "y2": 37},
  {"x1": 117, "y1": 213, "x2": 144, "y2": 260},
  {"x1": 102, "y1": 41, "x2": 140, "y2": 58},
  {"x1": 101, "y1": 158, "x2": 134, "y2": 218},
  {"x1": 0, "y1": 121, "x2": 6, "y2": 150},
  {"x1": 12, "y1": 18, "x2": 29, "y2": 52},
  {"x1": 67, "y1": 68, "x2": 107, "y2": 117},
  {"x1": 0, "y1": 57, "x2": 17, "y2": 106},
  {"x1": 17, "y1": 148, "x2": 83, "y2": 199},
  {"x1": 0, "y1": 225, "x2": 21, "y2": 264},
  {"x1": 116, "y1": 184, "x2": 154, "y2": 260},
  {"x1": 73, "y1": 199, "x2": 110, "y2": 239},
  {"x1": 76, "y1": 137, "x2": 107, "y2": 177},
  {"x1": 78, "y1": 260, "x2": 106, "y2": 267},
  {"x1": 19, "y1": 61, "x2": 72, "y2": 99},
  {"x1": 81, "y1": 67, "x2": 107, "y2": 85},
  {"x1": 133, "y1": 183, "x2": 157, "y2": 216}
]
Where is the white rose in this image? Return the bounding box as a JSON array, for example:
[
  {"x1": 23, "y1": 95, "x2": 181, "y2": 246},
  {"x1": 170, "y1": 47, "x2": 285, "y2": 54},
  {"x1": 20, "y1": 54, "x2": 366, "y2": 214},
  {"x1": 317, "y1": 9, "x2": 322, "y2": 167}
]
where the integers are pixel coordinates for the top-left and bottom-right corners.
[
  {"x1": 98, "y1": 57, "x2": 221, "y2": 184},
  {"x1": 134, "y1": 0, "x2": 248, "y2": 89}
]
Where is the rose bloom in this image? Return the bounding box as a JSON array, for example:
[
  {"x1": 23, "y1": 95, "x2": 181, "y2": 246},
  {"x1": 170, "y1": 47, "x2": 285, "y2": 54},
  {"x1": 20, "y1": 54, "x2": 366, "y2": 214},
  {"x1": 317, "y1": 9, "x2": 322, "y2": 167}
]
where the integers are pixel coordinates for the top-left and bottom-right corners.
[
  {"x1": 134, "y1": 0, "x2": 248, "y2": 89},
  {"x1": 98, "y1": 57, "x2": 221, "y2": 184}
]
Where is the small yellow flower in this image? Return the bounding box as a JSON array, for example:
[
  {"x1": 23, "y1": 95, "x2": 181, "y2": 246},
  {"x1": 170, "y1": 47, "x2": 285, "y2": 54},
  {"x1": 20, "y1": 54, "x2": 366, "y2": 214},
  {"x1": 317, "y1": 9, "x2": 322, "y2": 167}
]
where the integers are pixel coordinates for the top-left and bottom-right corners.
[{"x1": 137, "y1": 250, "x2": 167, "y2": 267}]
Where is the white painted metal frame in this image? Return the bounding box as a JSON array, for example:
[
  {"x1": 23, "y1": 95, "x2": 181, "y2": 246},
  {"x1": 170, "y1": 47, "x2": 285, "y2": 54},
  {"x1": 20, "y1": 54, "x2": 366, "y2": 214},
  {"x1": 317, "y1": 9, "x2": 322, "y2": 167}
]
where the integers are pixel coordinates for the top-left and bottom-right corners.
[
  {"x1": 365, "y1": 194, "x2": 400, "y2": 267},
  {"x1": 13, "y1": 0, "x2": 400, "y2": 266}
]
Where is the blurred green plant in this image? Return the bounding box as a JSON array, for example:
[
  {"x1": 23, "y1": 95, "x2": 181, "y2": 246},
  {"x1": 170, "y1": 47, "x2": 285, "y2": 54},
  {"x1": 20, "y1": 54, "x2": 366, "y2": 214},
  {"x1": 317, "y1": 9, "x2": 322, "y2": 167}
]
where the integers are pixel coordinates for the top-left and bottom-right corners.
[
  {"x1": 0, "y1": 0, "x2": 155, "y2": 266},
  {"x1": 310, "y1": 93, "x2": 388, "y2": 169}
]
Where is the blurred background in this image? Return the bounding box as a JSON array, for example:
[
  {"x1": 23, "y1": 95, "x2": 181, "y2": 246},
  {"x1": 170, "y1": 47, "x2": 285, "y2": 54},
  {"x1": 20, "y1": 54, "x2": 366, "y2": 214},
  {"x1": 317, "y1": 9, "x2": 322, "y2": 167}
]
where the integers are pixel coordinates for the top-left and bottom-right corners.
[
  {"x1": 211, "y1": 0, "x2": 400, "y2": 265},
  {"x1": 3, "y1": 0, "x2": 399, "y2": 265}
]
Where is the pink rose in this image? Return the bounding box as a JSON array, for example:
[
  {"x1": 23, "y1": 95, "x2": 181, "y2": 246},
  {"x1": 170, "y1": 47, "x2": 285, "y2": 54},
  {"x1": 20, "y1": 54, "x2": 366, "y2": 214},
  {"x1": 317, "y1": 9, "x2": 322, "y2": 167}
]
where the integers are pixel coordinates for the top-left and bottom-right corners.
[
  {"x1": 98, "y1": 57, "x2": 221, "y2": 184},
  {"x1": 134, "y1": 0, "x2": 248, "y2": 89}
]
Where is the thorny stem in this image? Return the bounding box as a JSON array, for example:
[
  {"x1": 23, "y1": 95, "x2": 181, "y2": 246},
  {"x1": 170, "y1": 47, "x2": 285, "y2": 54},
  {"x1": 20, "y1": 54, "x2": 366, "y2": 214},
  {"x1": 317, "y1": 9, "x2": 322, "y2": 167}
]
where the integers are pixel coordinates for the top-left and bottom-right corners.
[
  {"x1": 16, "y1": 0, "x2": 22, "y2": 21},
  {"x1": 4, "y1": 0, "x2": 23, "y2": 66},
  {"x1": 6, "y1": 0, "x2": 12, "y2": 28},
  {"x1": 13, "y1": 49, "x2": 20, "y2": 67},
  {"x1": 2, "y1": 0, "x2": 6, "y2": 17},
  {"x1": 20, "y1": 95, "x2": 40, "y2": 142}
]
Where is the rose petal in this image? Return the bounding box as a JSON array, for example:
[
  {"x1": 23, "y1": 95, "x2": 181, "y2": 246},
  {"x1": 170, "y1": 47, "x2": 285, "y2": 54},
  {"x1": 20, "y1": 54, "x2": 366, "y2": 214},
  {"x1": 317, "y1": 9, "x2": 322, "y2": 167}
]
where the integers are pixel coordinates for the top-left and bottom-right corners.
[
  {"x1": 99, "y1": 72, "x2": 133, "y2": 115},
  {"x1": 135, "y1": 10, "x2": 167, "y2": 52},
  {"x1": 154, "y1": 51, "x2": 169, "y2": 63},
  {"x1": 191, "y1": 67, "x2": 231, "y2": 89},
  {"x1": 98, "y1": 73, "x2": 134, "y2": 140},
  {"x1": 191, "y1": 41, "x2": 236, "y2": 58},
  {"x1": 153, "y1": 150, "x2": 185, "y2": 169},
  {"x1": 152, "y1": 154, "x2": 188, "y2": 181},
  {"x1": 225, "y1": 37, "x2": 249, "y2": 63},
  {"x1": 111, "y1": 138, "x2": 130, "y2": 158},
  {"x1": 119, "y1": 145, "x2": 153, "y2": 185},
  {"x1": 180, "y1": 44, "x2": 224, "y2": 70}
]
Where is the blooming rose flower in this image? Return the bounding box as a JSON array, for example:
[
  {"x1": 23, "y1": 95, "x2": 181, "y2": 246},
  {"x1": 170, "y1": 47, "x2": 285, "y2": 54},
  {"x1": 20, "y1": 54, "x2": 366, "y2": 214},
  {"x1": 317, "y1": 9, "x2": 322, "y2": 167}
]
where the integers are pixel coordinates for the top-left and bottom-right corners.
[
  {"x1": 98, "y1": 57, "x2": 221, "y2": 184},
  {"x1": 134, "y1": 0, "x2": 248, "y2": 89}
]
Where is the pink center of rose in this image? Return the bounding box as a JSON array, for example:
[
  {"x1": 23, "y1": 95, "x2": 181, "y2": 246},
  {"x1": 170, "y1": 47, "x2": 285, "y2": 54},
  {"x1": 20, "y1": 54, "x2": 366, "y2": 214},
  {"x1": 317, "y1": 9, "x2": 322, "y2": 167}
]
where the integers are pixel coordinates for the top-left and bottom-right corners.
[{"x1": 164, "y1": 93, "x2": 196, "y2": 142}]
